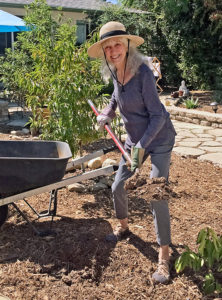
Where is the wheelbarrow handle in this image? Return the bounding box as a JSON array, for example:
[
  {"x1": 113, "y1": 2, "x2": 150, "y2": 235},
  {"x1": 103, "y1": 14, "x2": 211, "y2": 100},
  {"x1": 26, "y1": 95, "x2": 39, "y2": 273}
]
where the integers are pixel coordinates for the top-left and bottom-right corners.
[{"x1": 88, "y1": 99, "x2": 132, "y2": 165}]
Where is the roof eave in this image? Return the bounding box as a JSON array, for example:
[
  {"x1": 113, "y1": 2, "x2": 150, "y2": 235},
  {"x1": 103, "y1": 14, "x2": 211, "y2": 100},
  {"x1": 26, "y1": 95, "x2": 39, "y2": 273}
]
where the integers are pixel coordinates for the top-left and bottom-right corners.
[{"x1": 0, "y1": 2, "x2": 106, "y2": 13}]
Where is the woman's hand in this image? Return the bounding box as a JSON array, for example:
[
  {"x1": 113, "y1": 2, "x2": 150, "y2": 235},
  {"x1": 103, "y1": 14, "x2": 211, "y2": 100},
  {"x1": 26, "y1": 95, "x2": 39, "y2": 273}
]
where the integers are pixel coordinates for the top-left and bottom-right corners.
[
  {"x1": 131, "y1": 147, "x2": 145, "y2": 172},
  {"x1": 97, "y1": 114, "x2": 112, "y2": 131}
]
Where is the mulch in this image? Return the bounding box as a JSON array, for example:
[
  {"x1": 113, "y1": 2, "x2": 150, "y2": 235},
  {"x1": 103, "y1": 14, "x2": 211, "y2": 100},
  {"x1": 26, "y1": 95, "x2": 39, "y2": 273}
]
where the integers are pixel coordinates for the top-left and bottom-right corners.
[{"x1": 0, "y1": 129, "x2": 222, "y2": 300}]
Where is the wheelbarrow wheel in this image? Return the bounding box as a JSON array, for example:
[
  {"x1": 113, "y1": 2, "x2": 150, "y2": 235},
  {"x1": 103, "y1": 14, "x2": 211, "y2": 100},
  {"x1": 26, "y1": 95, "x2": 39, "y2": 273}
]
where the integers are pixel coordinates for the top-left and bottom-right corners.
[{"x1": 0, "y1": 205, "x2": 8, "y2": 227}]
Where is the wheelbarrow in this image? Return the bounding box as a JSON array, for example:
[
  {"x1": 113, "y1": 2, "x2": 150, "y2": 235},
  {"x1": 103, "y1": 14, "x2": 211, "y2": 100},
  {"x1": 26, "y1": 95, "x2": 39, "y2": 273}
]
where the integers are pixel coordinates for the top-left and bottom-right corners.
[{"x1": 0, "y1": 140, "x2": 118, "y2": 236}]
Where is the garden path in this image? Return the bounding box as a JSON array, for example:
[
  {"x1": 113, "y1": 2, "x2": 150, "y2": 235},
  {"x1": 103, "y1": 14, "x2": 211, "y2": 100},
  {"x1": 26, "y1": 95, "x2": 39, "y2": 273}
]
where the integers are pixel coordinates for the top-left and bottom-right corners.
[{"x1": 172, "y1": 120, "x2": 222, "y2": 167}]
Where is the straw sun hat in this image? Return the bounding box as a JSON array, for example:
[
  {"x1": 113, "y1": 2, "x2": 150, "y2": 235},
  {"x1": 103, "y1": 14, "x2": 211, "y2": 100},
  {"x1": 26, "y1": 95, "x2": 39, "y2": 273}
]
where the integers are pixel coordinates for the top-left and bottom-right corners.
[{"x1": 87, "y1": 21, "x2": 144, "y2": 58}]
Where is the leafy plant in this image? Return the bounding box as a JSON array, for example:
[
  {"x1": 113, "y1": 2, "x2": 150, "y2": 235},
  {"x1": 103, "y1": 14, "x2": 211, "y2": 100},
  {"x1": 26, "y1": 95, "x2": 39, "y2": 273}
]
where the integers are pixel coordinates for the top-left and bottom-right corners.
[
  {"x1": 183, "y1": 96, "x2": 199, "y2": 109},
  {"x1": 175, "y1": 227, "x2": 222, "y2": 295},
  {"x1": 0, "y1": 0, "x2": 105, "y2": 155},
  {"x1": 118, "y1": 0, "x2": 222, "y2": 91}
]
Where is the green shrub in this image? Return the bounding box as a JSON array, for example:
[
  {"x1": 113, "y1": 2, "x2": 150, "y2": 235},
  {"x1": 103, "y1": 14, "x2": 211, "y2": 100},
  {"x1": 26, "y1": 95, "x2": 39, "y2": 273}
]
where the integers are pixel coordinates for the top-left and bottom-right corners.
[
  {"x1": 175, "y1": 227, "x2": 222, "y2": 295},
  {"x1": 183, "y1": 96, "x2": 199, "y2": 109}
]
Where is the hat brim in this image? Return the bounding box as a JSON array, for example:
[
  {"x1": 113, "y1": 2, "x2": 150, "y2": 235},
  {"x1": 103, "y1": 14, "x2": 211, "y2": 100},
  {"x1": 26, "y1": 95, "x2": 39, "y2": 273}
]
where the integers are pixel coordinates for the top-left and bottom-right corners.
[{"x1": 87, "y1": 35, "x2": 144, "y2": 58}]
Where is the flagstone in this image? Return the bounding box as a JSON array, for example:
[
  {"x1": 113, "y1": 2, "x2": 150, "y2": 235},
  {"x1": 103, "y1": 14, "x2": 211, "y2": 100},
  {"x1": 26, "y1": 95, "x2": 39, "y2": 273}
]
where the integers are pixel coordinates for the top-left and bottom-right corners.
[
  {"x1": 177, "y1": 141, "x2": 201, "y2": 147},
  {"x1": 201, "y1": 141, "x2": 222, "y2": 147},
  {"x1": 205, "y1": 128, "x2": 222, "y2": 137},
  {"x1": 199, "y1": 147, "x2": 222, "y2": 153},
  {"x1": 198, "y1": 153, "x2": 222, "y2": 167},
  {"x1": 173, "y1": 147, "x2": 205, "y2": 157}
]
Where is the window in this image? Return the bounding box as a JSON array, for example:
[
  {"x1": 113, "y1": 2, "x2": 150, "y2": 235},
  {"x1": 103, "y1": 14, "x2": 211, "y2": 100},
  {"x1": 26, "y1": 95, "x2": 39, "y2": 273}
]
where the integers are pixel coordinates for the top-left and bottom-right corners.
[
  {"x1": 0, "y1": 32, "x2": 11, "y2": 55},
  {"x1": 76, "y1": 20, "x2": 87, "y2": 45}
]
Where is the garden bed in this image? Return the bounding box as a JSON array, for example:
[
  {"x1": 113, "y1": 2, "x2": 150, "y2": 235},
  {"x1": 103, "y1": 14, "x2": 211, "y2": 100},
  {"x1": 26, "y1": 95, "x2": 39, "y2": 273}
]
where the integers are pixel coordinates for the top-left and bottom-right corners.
[{"x1": 160, "y1": 91, "x2": 222, "y2": 128}]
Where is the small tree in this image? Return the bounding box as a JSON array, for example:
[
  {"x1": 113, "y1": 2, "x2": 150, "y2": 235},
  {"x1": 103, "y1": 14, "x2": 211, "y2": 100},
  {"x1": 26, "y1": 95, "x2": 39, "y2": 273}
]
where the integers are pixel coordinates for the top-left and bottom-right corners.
[{"x1": 1, "y1": 0, "x2": 105, "y2": 155}]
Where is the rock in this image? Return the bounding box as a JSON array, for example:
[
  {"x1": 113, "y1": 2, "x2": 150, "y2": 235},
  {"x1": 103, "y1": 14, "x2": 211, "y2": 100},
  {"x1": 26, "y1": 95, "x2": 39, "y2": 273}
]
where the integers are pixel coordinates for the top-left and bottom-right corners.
[
  {"x1": 67, "y1": 183, "x2": 86, "y2": 193},
  {"x1": 11, "y1": 135, "x2": 22, "y2": 140},
  {"x1": 99, "y1": 176, "x2": 114, "y2": 187},
  {"x1": 10, "y1": 130, "x2": 17, "y2": 135},
  {"x1": 88, "y1": 157, "x2": 102, "y2": 169},
  {"x1": 90, "y1": 182, "x2": 108, "y2": 192},
  {"x1": 22, "y1": 128, "x2": 30, "y2": 134},
  {"x1": 11, "y1": 130, "x2": 29, "y2": 136},
  {"x1": 102, "y1": 158, "x2": 117, "y2": 167}
]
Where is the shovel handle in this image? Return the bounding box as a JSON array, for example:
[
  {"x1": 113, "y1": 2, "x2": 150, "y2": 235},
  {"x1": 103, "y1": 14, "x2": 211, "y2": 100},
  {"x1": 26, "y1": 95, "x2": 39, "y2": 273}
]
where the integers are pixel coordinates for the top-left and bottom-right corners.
[{"x1": 88, "y1": 99, "x2": 132, "y2": 165}]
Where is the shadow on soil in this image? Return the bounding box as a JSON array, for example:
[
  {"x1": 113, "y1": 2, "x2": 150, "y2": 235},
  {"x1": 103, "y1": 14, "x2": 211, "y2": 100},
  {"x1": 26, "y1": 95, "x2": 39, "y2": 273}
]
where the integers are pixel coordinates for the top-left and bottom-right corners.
[{"x1": 0, "y1": 216, "x2": 116, "y2": 283}]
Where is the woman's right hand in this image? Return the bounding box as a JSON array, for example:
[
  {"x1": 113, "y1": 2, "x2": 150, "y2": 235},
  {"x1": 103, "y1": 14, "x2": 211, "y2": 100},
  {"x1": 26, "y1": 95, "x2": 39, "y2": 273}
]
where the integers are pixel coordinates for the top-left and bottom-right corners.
[{"x1": 97, "y1": 114, "x2": 112, "y2": 131}]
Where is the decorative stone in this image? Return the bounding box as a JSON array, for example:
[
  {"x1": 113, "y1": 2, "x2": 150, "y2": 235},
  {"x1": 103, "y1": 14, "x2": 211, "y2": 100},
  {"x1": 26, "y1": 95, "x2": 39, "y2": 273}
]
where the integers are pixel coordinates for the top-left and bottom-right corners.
[
  {"x1": 200, "y1": 120, "x2": 211, "y2": 126},
  {"x1": 22, "y1": 128, "x2": 30, "y2": 134},
  {"x1": 67, "y1": 183, "x2": 86, "y2": 193},
  {"x1": 102, "y1": 158, "x2": 117, "y2": 167},
  {"x1": 192, "y1": 119, "x2": 200, "y2": 124},
  {"x1": 90, "y1": 182, "x2": 108, "y2": 192},
  {"x1": 99, "y1": 177, "x2": 114, "y2": 187},
  {"x1": 11, "y1": 135, "x2": 22, "y2": 140},
  {"x1": 88, "y1": 157, "x2": 102, "y2": 169},
  {"x1": 212, "y1": 123, "x2": 219, "y2": 128},
  {"x1": 10, "y1": 130, "x2": 17, "y2": 135}
]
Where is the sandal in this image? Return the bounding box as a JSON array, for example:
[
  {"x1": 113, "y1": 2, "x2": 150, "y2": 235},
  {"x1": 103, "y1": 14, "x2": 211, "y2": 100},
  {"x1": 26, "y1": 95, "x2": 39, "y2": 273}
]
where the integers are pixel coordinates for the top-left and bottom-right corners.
[
  {"x1": 105, "y1": 225, "x2": 131, "y2": 242},
  {"x1": 152, "y1": 259, "x2": 170, "y2": 284}
]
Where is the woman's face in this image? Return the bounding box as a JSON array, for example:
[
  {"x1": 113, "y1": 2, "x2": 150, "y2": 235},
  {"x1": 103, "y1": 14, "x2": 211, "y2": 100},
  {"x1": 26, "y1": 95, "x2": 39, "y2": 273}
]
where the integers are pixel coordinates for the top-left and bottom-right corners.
[{"x1": 103, "y1": 38, "x2": 127, "y2": 68}]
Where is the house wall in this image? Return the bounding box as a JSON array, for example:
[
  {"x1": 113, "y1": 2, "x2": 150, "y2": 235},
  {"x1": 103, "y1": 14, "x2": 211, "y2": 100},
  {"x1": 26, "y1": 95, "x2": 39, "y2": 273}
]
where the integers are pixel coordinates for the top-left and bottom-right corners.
[
  {"x1": 0, "y1": 6, "x2": 88, "y2": 23},
  {"x1": 0, "y1": 6, "x2": 89, "y2": 54}
]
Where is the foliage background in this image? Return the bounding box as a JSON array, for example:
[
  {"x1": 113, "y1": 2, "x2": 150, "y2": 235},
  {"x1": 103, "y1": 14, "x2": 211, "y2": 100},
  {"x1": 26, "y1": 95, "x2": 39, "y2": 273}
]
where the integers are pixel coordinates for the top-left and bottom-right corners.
[{"x1": 89, "y1": 0, "x2": 222, "y2": 99}]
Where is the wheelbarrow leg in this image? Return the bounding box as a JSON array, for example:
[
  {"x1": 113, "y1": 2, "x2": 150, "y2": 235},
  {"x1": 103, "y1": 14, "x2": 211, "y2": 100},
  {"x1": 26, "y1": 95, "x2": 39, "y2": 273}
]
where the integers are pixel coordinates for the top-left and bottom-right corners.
[
  {"x1": 11, "y1": 197, "x2": 57, "y2": 237},
  {"x1": 11, "y1": 202, "x2": 41, "y2": 236},
  {"x1": 0, "y1": 205, "x2": 8, "y2": 228},
  {"x1": 22, "y1": 189, "x2": 58, "y2": 219}
]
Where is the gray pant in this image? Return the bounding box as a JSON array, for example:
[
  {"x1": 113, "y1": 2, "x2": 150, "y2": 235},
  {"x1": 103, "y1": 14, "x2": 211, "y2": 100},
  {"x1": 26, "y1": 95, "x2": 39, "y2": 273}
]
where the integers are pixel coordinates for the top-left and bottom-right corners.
[{"x1": 112, "y1": 139, "x2": 175, "y2": 246}]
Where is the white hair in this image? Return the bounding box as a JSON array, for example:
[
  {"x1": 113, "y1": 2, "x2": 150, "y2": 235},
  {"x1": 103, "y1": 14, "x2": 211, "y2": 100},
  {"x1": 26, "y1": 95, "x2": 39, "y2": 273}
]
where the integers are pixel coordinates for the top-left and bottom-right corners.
[{"x1": 100, "y1": 39, "x2": 148, "y2": 83}]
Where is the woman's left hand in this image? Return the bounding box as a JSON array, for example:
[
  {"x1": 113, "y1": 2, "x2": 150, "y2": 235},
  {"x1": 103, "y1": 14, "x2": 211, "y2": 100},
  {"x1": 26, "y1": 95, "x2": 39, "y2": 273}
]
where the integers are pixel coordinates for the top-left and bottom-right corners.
[{"x1": 131, "y1": 147, "x2": 145, "y2": 172}]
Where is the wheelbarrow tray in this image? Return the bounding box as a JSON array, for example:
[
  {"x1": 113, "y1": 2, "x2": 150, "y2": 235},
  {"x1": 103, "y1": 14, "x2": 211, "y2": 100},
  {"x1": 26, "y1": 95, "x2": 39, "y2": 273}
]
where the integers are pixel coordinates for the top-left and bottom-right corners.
[{"x1": 0, "y1": 140, "x2": 72, "y2": 198}]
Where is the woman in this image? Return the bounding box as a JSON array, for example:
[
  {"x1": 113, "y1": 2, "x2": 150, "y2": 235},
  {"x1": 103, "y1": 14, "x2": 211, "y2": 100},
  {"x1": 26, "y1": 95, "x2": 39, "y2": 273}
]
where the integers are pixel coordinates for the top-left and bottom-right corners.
[{"x1": 88, "y1": 21, "x2": 176, "y2": 284}]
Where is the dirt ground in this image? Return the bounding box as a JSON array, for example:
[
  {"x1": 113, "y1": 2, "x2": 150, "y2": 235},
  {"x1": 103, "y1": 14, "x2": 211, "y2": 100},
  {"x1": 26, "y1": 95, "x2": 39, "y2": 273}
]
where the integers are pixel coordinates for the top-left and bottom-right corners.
[{"x1": 0, "y1": 122, "x2": 222, "y2": 300}]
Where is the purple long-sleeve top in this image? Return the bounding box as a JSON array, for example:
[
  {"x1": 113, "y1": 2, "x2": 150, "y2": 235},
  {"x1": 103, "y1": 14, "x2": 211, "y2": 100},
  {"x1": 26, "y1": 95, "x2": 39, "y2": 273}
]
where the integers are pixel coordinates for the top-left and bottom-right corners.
[{"x1": 105, "y1": 63, "x2": 176, "y2": 151}]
